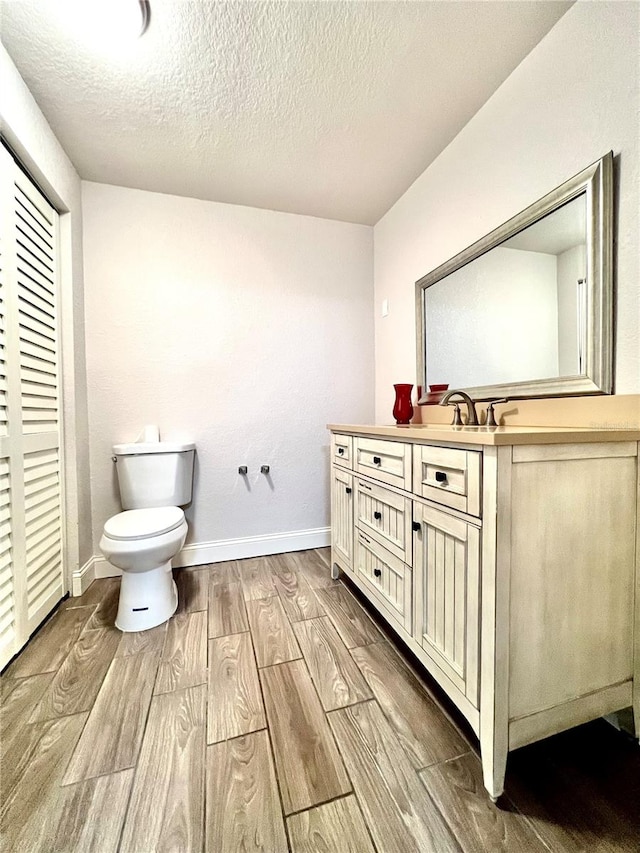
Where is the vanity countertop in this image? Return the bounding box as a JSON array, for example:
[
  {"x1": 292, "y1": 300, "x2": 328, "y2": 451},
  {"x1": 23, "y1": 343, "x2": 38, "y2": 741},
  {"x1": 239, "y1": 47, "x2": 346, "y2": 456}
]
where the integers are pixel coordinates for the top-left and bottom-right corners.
[{"x1": 328, "y1": 423, "x2": 640, "y2": 446}]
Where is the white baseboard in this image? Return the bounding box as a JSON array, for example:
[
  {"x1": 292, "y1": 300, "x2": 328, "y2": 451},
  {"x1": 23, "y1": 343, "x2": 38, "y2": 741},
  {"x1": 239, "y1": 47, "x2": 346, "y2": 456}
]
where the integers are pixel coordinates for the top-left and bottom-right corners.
[
  {"x1": 93, "y1": 526, "x2": 331, "y2": 579},
  {"x1": 72, "y1": 556, "x2": 97, "y2": 596}
]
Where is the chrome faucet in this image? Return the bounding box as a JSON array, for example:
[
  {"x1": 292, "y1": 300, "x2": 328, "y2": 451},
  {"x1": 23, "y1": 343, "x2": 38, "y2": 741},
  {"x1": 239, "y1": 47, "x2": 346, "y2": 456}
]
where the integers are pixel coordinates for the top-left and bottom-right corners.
[{"x1": 440, "y1": 390, "x2": 479, "y2": 426}]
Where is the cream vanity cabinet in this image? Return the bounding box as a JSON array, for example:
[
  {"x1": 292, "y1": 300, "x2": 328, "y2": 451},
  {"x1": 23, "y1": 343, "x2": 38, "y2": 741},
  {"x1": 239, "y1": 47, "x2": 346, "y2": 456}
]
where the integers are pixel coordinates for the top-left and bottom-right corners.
[{"x1": 329, "y1": 424, "x2": 640, "y2": 801}]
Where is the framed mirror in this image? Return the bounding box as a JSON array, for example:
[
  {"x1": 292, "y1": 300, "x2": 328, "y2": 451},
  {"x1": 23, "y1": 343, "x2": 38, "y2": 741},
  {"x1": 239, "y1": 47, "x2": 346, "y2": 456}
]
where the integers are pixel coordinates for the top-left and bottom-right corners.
[{"x1": 416, "y1": 152, "x2": 613, "y2": 402}]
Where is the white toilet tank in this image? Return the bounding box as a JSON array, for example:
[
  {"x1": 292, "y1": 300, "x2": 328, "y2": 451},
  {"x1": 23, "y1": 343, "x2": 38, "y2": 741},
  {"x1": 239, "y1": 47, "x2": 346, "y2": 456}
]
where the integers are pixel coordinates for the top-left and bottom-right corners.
[{"x1": 113, "y1": 441, "x2": 195, "y2": 509}]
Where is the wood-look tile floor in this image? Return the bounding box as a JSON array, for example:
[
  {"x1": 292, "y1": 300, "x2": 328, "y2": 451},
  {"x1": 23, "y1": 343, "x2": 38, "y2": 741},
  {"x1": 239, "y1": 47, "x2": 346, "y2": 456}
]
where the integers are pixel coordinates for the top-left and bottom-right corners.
[{"x1": 2, "y1": 547, "x2": 639, "y2": 852}]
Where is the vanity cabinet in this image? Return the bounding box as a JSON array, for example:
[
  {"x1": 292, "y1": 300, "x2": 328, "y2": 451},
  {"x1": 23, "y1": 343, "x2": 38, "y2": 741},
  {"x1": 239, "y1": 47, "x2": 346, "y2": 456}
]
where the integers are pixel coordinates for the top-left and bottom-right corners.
[{"x1": 329, "y1": 424, "x2": 640, "y2": 801}]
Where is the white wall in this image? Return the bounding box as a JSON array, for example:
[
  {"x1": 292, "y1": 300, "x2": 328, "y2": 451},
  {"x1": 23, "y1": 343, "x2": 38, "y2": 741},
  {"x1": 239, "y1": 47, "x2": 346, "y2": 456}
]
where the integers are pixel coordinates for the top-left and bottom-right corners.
[
  {"x1": 82, "y1": 183, "x2": 373, "y2": 562},
  {"x1": 426, "y1": 247, "x2": 558, "y2": 388},
  {"x1": 0, "y1": 45, "x2": 93, "y2": 575},
  {"x1": 374, "y1": 0, "x2": 640, "y2": 421}
]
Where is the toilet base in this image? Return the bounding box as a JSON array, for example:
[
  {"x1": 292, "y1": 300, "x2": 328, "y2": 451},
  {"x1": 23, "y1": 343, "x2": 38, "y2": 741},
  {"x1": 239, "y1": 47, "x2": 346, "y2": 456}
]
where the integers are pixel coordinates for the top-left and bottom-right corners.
[{"x1": 116, "y1": 561, "x2": 178, "y2": 632}]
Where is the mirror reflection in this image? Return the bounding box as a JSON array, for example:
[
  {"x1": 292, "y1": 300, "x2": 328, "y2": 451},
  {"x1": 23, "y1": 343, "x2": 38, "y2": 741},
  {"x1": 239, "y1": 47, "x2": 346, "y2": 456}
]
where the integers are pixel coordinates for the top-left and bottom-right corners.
[
  {"x1": 425, "y1": 195, "x2": 587, "y2": 390},
  {"x1": 416, "y1": 152, "x2": 612, "y2": 401}
]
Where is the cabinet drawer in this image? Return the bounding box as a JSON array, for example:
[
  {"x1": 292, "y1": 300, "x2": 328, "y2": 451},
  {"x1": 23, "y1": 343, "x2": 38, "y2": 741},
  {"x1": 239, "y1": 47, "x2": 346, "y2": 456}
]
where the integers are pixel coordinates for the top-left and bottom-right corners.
[
  {"x1": 354, "y1": 437, "x2": 412, "y2": 491},
  {"x1": 355, "y1": 530, "x2": 412, "y2": 632},
  {"x1": 413, "y1": 445, "x2": 481, "y2": 516},
  {"x1": 355, "y1": 478, "x2": 412, "y2": 562},
  {"x1": 332, "y1": 434, "x2": 353, "y2": 469}
]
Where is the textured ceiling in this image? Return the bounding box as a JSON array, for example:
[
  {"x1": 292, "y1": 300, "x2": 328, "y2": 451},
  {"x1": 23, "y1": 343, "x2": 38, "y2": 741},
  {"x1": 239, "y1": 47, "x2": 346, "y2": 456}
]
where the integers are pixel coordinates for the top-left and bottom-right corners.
[{"x1": 1, "y1": 0, "x2": 573, "y2": 224}]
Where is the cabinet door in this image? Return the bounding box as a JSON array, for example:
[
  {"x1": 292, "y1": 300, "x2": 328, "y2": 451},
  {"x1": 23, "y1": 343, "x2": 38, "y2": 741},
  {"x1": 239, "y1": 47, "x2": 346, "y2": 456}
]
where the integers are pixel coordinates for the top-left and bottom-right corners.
[
  {"x1": 331, "y1": 467, "x2": 353, "y2": 570},
  {"x1": 413, "y1": 502, "x2": 480, "y2": 707}
]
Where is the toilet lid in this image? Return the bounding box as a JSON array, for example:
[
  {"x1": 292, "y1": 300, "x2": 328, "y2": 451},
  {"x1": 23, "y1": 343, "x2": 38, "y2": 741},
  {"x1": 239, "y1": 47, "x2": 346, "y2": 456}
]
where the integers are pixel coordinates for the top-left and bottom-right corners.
[{"x1": 104, "y1": 507, "x2": 185, "y2": 541}]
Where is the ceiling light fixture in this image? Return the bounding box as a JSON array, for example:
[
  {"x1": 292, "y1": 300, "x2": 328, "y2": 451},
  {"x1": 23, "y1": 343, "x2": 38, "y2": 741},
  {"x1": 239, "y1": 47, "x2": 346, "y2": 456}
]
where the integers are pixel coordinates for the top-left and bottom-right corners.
[
  {"x1": 138, "y1": 1, "x2": 151, "y2": 37},
  {"x1": 60, "y1": 0, "x2": 151, "y2": 46}
]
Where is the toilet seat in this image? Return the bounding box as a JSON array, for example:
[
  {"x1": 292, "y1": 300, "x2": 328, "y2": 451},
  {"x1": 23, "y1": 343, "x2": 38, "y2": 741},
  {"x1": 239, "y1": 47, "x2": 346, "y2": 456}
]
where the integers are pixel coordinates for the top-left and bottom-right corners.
[{"x1": 103, "y1": 506, "x2": 185, "y2": 541}]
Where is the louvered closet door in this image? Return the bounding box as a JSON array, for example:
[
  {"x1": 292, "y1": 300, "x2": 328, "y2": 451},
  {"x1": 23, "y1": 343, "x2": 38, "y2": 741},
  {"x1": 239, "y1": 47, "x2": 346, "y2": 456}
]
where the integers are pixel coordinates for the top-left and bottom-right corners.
[{"x1": 0, "y1": 145, "x2": 64, "y2": 669}]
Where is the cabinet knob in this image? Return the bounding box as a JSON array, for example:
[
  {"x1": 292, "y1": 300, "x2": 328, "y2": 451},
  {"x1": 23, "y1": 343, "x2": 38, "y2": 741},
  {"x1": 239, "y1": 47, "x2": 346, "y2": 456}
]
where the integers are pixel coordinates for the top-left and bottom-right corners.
[
  {"x1": 374, "y1": 568, "x2": 382, "y2": 578},
  {"x1": 338, "y1": 447, "x2": 345, "y2": 455},
  {"x1": 345, "y1": 487, "x2": 352, "y2": 494},
  {"x1": 435, "y1": 471, "x2": 447, "y2": 483},
  {"x1": 374, "y1": 511, "x2": 382, "y2": 520},
  {"x1": 372, "y1": 456, "x2": 382, "y2": 465},
  {"x1": 412, "y1": 521, "x2": 421, "y2": 532}
]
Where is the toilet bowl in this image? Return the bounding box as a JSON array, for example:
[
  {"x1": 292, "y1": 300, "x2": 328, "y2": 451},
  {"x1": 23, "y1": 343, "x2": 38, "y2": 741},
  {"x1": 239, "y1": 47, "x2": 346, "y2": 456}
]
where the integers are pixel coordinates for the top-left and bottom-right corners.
[
  {"x1": 100, "y1": 436, "x2": 195, "y2": 632},
  {"x1": 100, "y1": 507, "x2": 188, "y2": 632}
]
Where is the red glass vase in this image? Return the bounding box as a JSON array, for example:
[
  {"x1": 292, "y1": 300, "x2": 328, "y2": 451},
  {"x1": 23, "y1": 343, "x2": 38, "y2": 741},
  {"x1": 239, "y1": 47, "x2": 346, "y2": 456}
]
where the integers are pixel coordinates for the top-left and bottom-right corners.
[{"x1": 392, "y1": 383, "x2": 414, "y2": 425}]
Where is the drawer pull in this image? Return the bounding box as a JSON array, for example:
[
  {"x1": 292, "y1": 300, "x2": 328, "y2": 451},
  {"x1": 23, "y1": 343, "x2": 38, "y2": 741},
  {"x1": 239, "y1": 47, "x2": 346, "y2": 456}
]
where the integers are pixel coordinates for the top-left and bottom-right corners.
[
  {"x1": 412, "y1": 521, "x2": 421, "y2": 532},
  {"x1": 360, "y1": 482, "x2": 372, "y2": 490},
  {"x1": 374, "y1": 511, "x2": 382, "y2": 520},
  {"x1": 360, "y1": 533, "x2": 371, "y2": 544},
  {"x1": 372, "y1": 456, "x2": 382, "y2": 465},
  {"x1": 345, "y1": 487, "x2": 352, "y2": 494},
  {"x1": 435, "y1": 471, "x2": 448, "y2": 483},
  {"x1": 338, "y1": 447, "x2": 345, "y2": 455},
  {"x1": 373, "y1": 568, "x2": 382, "y2": 578}
]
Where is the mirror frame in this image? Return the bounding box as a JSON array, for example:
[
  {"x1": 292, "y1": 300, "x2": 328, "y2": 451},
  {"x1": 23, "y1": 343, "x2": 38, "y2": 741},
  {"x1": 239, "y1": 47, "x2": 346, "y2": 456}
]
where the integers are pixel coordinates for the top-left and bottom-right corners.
[{"x1": 415, "y1": 152, "x2": 613, "y2": 402}]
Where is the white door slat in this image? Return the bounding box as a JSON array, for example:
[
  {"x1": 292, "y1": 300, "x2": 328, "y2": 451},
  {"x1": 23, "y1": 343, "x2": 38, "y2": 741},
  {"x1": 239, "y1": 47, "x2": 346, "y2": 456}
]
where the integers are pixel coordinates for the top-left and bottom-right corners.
[
  {"x1": 23, "y1": 433, "x2": 58, "y2": 455},
  {"x1": 17, "y1": 268, "x2": 55, "y2": 306},
  {"x1": 15, "y1": 243, "x2": 53, "y2": 283},
  {"x1": 0, "y1": 530, "x2": 11, "y2": 557},
  {"x1": 0, "y1": 568, "x2": 15, "y2": 600},
  {"x1": 18, "y1": 294, "x2": 56, "y2": 332},
  {"x1": 27, "y1": 570, "x2": 62, "y2": 613},
  {"x1": 27, "y1": 577, "x2": 63, "y2": 624},
  {"x1": 25, "y1": 493, "x2": 58, "y2": 525},
  {"x1": 28, "y1": 570, "x2": 62, "y2": 616},
  {"x1": 22, "y1": 396, "x2": 58, "y2": 411},
  {"x1": 24, "y1": 448, "x2": 58, "y2": 467},
  {"x1": 24, "y1": 457, "x2": 58, "y2": 480},
  {"x1": 21, "y1": 381, "x2": 58, "y2": 400},
  {"x1": 15, "y1": 204, "x2": 53, "y2": 252},
  {"x1": 0, "y1": 549, "x2": 12, "y2": 572},
  {"x1": 16, "y1": 243, "x2": 54, "y2": 282},
  {"x1": 0, "y1": 607, "x2": 16, "y2": 639},
  {"x1": 23, "y1": 417, "x2": 58, "y2": 434},
  {"x1": 19, "y1": 342, "x2": 57, "y2": 370},
  {"x1": 19, "y1": 324, "x2": 56, "y2": 354},
  {"x1": 15, "y1": 182, "x2": 54, "y2": 231},
  {"x1": 19, "y1": 310, "x2": 56, "y2": 344},
  {"x1": 25, "y1": 507, "x2": 59, "y2": 540},
  {"x1": 20, "y1": 352, "x2": 57, "y2": 376},
  {"x1": 16, "y1": 223, "x2": 54, "y2": 270},
  {"x1": 21, "y1": 373, "x2": 58, "y2": 393},
  {"x1": 0, "y1": 594, "x2": 16, "y2": 626},
  {"x1": 24, "y1": 474, "x2": 59, "y2": 502},
  {"x1": 26, "y1": 535, "x2": 60, "y2": 578},
  {"x1": 15, "y1": 282, "x2": 55, "y2": 320},
  {"x1": 26, "y1": 517, "x2": 60, "y2": 559}
]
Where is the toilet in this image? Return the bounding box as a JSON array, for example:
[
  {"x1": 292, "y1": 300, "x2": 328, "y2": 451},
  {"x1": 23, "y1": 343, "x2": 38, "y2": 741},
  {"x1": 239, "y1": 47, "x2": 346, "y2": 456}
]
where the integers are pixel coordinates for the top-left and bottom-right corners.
[{"x1": 99, "y1": 438, "x2": 195, "y2": 632}]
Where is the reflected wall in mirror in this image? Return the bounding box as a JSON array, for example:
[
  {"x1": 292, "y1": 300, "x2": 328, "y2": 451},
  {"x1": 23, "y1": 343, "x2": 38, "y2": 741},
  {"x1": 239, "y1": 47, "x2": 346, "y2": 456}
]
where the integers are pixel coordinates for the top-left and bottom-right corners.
[{"x1": 416, "y1": 153, "x2": 612, "y2": 402}]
